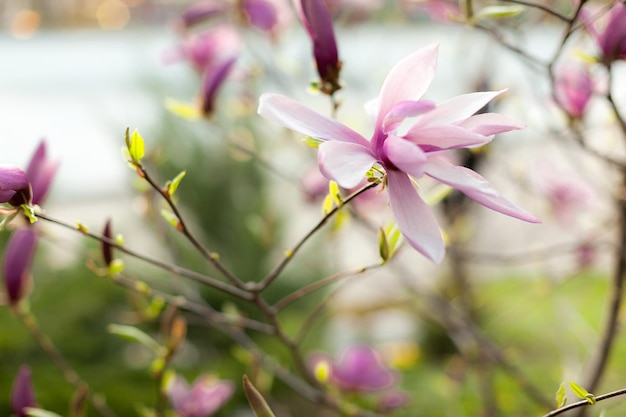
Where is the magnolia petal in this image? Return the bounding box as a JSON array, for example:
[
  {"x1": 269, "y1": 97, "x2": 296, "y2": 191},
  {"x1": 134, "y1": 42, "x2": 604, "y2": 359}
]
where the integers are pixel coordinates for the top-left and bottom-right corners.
[
  {"x1": 26, "y1": 140, "x2": 60, "y2": 206},
  {"x1": 424, "y1": 157, "x2": 540, "y2": 223},
  {"x1": 416, "y1": 90, "x2": 505, "y2": 127},
  {"x1": 318, "y1": 141, "x2": 377, "y2": 188},
  {"x1": 403, "y1": 124, "x2": 492, "y2": 151},
  {"x1": 11, "y1": 365, "x2": 36, "y2": 417},
  {"x1": 383, "y1": 135, "x2": 427, "y2": 178},
  {"x1": 258, "y1": 93, "x2": 369, "y2": 146},
  {"x1": 383, "y1": 100, "x2": 436, "y2": 133},
  {"x1": 376, "y1": 44, "x2": 438, "y2": 130},
  {"x1": 387, "y1": 170, "x2": 444, "y2": 263},
  {"x1": 454, "y1": 112, "x2": 525, "y2": 136}
]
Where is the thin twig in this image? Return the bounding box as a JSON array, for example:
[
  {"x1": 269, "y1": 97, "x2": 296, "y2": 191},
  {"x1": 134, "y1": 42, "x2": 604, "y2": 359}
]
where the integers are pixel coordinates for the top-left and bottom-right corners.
[
  {"x1": 542, "y1": 387, "x2": 626, "y2": 417},
  {"x1": 257, "y1": 181, "x2": 381, "y2": 291},
  {"x1": 137, "y1": 164, "x2": 244, "y2": 288},
  {"x1": 12, "y1": 305, "x2": 118, "y2": 417},
  {"x1": 36, "y1": 212, "x2": 253, "y2": 301}
]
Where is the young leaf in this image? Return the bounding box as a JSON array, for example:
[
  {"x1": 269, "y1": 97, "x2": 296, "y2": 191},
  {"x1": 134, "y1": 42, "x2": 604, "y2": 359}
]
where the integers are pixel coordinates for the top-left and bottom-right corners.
[
  {"x1": 569, "y1": 381, "x2": 596, "y2": 404},
  {"x1": 21, "y1": 204, "x2": 37, "y2": 224},
  {"x1": 127, "y1": 129, "x2": 145, "y2": 163},
  {"x1": 322, "y1": 193, "x2": 333, "y2": 215},
  {"x1": 473, "y1": 5, "x2": 525, "y2": 21},
  {"x1": 167, "y1": 171, "x2": 186, "y2": 197},
  {"x1": 107, "y1": 324, "x2": 162, "y2": 354},
  {"x1": 328, "y1": 180, "x2": 342, "y2": 205},
  {"x1": 303, "y1": 136, "x2": 323, "y2": 148},
  {"x1": 24, "y1": 408, "x2": 65, "y2": 417},
  {"x1": 165, "y1": 97, "x2": 201, "y2": 121},
  {"x1": 379, "y1": 227, "x2": 390, "y2": 262},
  {"x1": 160, "y1": 209, "x2": 180, "y2": 229},
  {"x1": 107, "y1": 259, "x2": 125, "y2": 276},
  {"x1": 556, "y1": 382, "x2": 567, "y2": 408}
]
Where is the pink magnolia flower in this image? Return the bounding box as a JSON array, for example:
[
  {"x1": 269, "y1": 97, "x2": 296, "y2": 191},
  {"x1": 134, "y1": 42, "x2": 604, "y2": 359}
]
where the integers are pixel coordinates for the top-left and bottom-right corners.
[
  {"x1": 582, "y1": 2, "x2": 626, "y2": 63},
  {"x1": 11, "y1": 365, "x2": 37, "y2": 417},
  {"x1": 0, "y1": 165, "x2": 31, "y2": 207},
  {"x1": 295, "y1": 0, "x2": 342, "y2": 95},
  {"x1": 179, "y1": 1, "x2": 229, "y2": 27},
  {"x1": 259, "y1": 44, "x2": 539, "y2": 263},
  {"x1": 167, "y1": 375, "x2": 234, "y2": 417},
  {"x1": 553, "y1": 63, "x2": 593, "y2": 119}
]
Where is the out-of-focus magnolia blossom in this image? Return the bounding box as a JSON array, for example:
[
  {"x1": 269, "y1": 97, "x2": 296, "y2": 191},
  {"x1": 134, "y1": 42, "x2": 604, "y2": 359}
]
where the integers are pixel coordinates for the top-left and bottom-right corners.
[
  {"x1": 259, "y1": 44, "x2": 539, "y2": 263},
  {"x1": 533, "y1": 162, "x2": 595, "y2": 226},
  {"x1": 295, "y1": 0, "x2": 342, "y2": 95},
  {"x1": 179, "y1": 0, "x2": 290, "y2": 35},
  {"x1": 0, "y1": 165, "x2": 31, "y2": 207},
  {"x1": 11, "y1": 365, "x2": 37, "y2": 417},
  {"x1": 311, "y1": 345, "x2": 409, "y2": 411},
  {"x1": 582, "y1": 2, "x2": 626, "y2": 63},
  {"x1": 167, "y1": 375, "x2": 234, "y2": 417},
  {"x1": 553, "y1": 63, "x2": 594, "y2": 119},
  {"x1": 400, "y1": 0, "x2": 461, "y2": 23}
]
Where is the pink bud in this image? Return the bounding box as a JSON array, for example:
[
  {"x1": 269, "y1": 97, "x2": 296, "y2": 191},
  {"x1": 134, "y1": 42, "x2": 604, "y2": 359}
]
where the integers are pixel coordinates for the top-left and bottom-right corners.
[{"x1": 11, "y1": 365, "x2": 37, "y2": 417}]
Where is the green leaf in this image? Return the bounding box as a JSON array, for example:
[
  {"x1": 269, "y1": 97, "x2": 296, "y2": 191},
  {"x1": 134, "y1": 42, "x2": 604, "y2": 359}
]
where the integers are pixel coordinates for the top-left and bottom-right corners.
[
  {"x1": 107, "y1": 259, "x2": 125, "y2": 276},
  {"x1": 164, "y1": 97, "x2": 201, "y2": 121},
  {"x1": 570, "y1": 381, "x2": 596, "y2": 404},
  {"x1": 328, "y1": 180, "x2": 342, "y2": 205},
  {"x1": 473, "y1": 5, "x2": 525, "y2": 21},
  {"x1": 167, "y1": 171, "x2": 186, "y2": 197},
  {"x1": 24, "y1": 408, "x2": 65, "y2": 417},
  {"x1": 322, "y1": 194, "x2": 333, "y2": 215},
  {"x1": 303, "y1": 136, "x2": 323, "y2": 148},
  {"x1": 379, "y1": 227, "x2": 390, "y2": 262},
  {"x1": 107, "y1": 324, "x2": 161, "y2": 354},
  {"x1": 126, "y1": 128, "x2": 145, "y2": 163},
  {"x1": 160, "y1": 209, "x2": 180, "y2": 229},
  {"x1": 21, "y1": 204, "x2": 37, "y2": 224},
  {"x1": 556, "y1": 382, "x2": 567, "y2": 408}
]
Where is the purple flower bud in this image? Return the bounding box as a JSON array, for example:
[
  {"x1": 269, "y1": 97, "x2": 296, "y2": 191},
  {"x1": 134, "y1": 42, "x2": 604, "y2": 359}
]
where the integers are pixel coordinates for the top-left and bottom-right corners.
[
  {"x1": 582, "y1": 3, "x2": 626, "y2": 63},
  {"x1": 0, "y1": 165, "x2": 32, "y2": 207},
  {"x1": 25, "y1": 140, "x2": 60, "y2": 206},
  {"x1": 200, "y1": 57, "x2": 238, "y2": 116},
  {"x1": 376, "y1": 390, "x2": 410, "y2": 412},
  {"x1": 167, "y1": 375, "x2": 234, "y2": 417},
  {"x1": 2, "y1": 228, "x2": 38, "y2": 305},
  {"x1": 11, "y1": 365, "x2": 37, "y2": 417},
  {"x1": 101, "y1": 219, "x2": 114, "y2": 266},
  {"x1": 297, "y1": 0, "x2": 342, "y2": 95}
]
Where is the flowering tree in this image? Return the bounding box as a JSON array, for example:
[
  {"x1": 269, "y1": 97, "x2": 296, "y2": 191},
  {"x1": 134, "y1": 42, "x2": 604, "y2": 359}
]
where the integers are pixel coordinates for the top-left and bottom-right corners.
[{"x1": 3, "y1": 1, "x2": 626, "y2": 417}]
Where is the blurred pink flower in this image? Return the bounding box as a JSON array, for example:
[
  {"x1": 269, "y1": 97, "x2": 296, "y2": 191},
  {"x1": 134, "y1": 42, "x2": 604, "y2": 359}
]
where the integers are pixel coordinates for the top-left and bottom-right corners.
[
  {"x1": 582, "y1": 2, "x2": 626, "y2": 63},
  {"x1": 295, "y1": 0, "x2": 342, "y2": 94},
  {"x1": 533, "y1": 162, "x2": 595, "y2": 226},
  {"x1": 553, "y1": 63, "x2": 593, "y2": 118},
  {"x1": 167, "y1": 375, "x2": 234, "y2": 417},
  {"x1": 11, "y1": 365, "x2": 36, "y2": 417},
  {"x1": 327, "y1": 345, "x2": 396, "y2": 391},
  {"x1": 259, "y1": 44, "x2": 539, "y2": 263},
  {"x1": 179, "y1": 1, "x2": 229, "y2": 27},
  {"x1": 0, "y1": 165, "x2": 31, "y2": 207}
]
